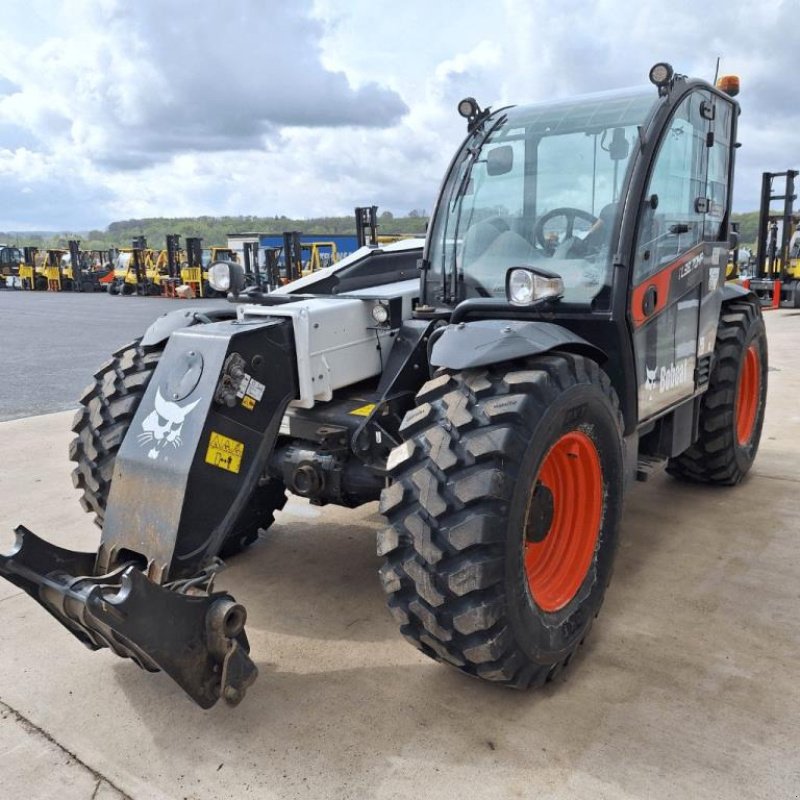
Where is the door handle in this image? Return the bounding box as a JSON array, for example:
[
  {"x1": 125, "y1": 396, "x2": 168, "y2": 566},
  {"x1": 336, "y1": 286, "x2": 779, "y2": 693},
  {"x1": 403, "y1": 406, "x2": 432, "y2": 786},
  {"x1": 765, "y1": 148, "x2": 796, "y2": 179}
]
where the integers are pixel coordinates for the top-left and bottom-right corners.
[{"x1": 642, "y1": 285, "x2": 658, "y2": 316}]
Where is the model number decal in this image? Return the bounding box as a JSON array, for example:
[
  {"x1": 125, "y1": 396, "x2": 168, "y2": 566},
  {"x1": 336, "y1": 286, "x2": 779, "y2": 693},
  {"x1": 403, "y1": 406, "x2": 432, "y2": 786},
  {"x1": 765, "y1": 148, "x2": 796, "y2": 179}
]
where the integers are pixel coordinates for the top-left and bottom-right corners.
[{"x1": 677, "y1": 254, "x2": 703, "y2": 280}]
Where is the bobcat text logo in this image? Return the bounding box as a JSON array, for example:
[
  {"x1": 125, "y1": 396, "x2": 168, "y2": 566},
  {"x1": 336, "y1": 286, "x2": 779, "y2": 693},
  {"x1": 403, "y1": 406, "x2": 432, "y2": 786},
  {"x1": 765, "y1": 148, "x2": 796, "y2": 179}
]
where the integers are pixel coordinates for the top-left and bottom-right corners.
[
  {"x1": 138, "y1": 388, "x2": 201, "y2": 460},
  {"x1": 643, "y1": 359, "x2": 692, "y2": 397}
]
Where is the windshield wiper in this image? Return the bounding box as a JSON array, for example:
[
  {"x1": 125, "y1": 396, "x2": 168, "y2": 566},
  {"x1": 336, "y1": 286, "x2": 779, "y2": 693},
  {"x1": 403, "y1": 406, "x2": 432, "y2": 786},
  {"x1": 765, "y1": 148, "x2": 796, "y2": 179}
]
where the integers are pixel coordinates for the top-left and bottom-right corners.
[
  {"x1": 444, "y1": 114, "x2": 508, "y2": 304},
  {"x1": 450, "y1": 114, "x2": 508, "y2": 210}
]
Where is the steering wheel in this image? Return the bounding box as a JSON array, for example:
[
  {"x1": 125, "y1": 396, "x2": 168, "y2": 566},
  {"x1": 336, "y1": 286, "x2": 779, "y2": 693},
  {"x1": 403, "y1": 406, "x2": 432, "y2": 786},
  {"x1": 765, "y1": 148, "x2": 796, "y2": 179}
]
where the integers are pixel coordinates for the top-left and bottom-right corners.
[{"x1": 534, "y1": 207, "x2": 598, "y2": 249}]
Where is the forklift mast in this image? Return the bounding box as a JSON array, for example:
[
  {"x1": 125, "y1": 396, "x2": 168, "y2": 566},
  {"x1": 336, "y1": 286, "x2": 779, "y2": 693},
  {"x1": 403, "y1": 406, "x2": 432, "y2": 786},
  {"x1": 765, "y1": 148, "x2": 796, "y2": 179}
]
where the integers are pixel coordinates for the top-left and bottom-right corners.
[
  {"x1": 755, "y1": 170, "x2": 798, "y2": 279},
  {"x1": 242, "y1": 241, "x2": 262, "y2": 290},
  {"x1": 264, "y1": 247, "x2": 281, "y2": 288},
  {"x1": 185, "y1": 237, "x2": 203, "y2": 270},
  {"x1": 68, "y1": 240, "x2": 82, "y2": 291},
  {"x1": 355, "y1": 205, "x2": 379, "y2": 248},
  {"x1": 130, "y1": 237, "x2": 147, "y2": 286},
  {"x1": 165, "y1": 234, "x2": 181, "y2": 279},
  {"x1": 282, "y1": 232, "x2": 303, "y2": 282}
]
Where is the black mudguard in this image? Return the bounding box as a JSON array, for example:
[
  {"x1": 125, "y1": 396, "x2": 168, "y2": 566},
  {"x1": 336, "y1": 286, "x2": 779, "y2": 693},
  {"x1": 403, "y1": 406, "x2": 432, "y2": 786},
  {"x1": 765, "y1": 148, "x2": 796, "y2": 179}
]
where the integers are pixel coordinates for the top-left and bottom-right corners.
[{"x1": 429, "y1": 319, "x2": 606, "y2": 370}]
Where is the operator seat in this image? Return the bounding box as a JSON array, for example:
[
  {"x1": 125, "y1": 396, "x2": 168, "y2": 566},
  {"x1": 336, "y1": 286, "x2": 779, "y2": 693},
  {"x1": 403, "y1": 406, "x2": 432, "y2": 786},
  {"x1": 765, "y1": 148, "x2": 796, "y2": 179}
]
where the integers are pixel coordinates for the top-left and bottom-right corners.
[{"x1": 569, "y1": 203, "x2": 617, "y2": 258}]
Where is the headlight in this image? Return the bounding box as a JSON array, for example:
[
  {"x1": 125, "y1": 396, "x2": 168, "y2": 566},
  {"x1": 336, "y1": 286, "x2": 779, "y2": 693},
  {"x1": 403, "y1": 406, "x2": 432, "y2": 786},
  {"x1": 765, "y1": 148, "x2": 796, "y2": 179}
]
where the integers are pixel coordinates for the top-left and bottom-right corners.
[
  {"x1": 506, "y1": 267, "x2": 564, "y2": 306},
  {"x1": 208, "y1": 262, "x2": 231, "y2": 292},
  {"x1": 371, "y1": 302, "x2": 389, "y2": 325}
]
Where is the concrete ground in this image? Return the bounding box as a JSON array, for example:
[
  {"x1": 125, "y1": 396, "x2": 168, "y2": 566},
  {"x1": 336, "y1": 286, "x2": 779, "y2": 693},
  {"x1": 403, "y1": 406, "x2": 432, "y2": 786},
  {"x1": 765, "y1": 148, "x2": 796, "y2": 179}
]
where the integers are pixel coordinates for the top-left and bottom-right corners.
[{"x1": 0, "y1": 310, "x2": 798, "y2": 800}]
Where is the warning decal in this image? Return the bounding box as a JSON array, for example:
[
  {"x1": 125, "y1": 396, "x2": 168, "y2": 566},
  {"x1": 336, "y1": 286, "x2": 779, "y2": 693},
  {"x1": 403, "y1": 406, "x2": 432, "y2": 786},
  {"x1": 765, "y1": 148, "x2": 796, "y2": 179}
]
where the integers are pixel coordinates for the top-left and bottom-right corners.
[
  {"x1": 205, "y1": 431, "x2": 245, "y2": 474},
  {"x1": 349, "y1": 403, "x2": 376, "y2": 417}
]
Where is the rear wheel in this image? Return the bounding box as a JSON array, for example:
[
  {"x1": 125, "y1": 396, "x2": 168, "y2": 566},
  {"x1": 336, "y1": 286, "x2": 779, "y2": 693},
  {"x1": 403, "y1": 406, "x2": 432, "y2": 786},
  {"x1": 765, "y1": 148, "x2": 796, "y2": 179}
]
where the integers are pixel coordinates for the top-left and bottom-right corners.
[
  {"x1": 69, "y1": 339, "x2": 286, "y2": 558},
  {"x1": 667, "y1": 297, "x2": 768, "y2": 485},
  {"x1": 379, "y1": 353, "x2": 624, "y2": 688}
]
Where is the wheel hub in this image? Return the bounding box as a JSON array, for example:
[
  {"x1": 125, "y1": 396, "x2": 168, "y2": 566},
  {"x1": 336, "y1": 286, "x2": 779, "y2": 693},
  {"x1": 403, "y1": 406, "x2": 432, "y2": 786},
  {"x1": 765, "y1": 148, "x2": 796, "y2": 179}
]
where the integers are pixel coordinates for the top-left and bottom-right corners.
[{"x1": 523, "y1": 430, "x2": 603, "y2": 613}]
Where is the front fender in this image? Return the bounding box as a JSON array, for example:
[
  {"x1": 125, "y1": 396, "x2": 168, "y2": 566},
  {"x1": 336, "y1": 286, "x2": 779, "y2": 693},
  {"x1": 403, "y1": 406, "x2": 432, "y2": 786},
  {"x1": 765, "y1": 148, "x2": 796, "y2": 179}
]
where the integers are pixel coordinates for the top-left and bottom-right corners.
[
  {"x1": 141, "y1": 307, "x2": 237, "y2": 347},
  {"x1": 429, "y1": 319, "x2": 606, "y2": 370}
]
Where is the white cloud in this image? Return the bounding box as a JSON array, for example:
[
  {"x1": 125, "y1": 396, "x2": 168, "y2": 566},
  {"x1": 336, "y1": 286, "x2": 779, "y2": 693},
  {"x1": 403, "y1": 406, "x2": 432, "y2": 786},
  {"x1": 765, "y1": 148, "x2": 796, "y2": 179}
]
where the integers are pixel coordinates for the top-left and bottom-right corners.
[{"x1": 0, "y1": 0, "x2": 798, "y2": 229}]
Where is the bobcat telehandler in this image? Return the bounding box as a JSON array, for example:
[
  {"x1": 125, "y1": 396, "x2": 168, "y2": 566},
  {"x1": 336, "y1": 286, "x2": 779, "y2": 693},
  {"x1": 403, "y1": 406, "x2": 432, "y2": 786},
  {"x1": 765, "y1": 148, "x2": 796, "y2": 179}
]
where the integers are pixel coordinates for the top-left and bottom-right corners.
[{"x1": 0, "y1": 64, "x2": 768, "y2": 708}]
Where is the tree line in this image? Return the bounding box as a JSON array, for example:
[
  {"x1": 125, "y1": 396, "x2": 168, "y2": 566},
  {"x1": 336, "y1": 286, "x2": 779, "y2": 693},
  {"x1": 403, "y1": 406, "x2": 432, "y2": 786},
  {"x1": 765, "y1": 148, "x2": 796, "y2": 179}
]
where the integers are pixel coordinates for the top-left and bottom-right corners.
[
  {"x1": 0, "y1": 212, "x2": 429, "y2": 250},
  {"x1": 0, "y1": 211, "x2": 762, "y2": 251}
]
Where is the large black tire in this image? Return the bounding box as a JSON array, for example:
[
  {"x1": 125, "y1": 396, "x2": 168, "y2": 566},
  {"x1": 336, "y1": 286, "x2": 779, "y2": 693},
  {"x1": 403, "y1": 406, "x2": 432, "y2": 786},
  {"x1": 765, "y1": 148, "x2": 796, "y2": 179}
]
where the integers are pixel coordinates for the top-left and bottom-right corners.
[
  {"x1": 69, "y1": 340, "x2": 286, "y2": 558},
  {"x1": 379, "y1": 353, "x2": 624, "y2": 689},
  {"x1": 667, "y1": 297, "x2": 768, "y2": 485}
]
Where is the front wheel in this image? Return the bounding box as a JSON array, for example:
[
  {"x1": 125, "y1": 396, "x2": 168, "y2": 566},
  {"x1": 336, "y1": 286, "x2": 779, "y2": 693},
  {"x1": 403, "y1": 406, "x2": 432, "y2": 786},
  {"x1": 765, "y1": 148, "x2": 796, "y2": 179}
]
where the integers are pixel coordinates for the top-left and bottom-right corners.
[
  {"x1": 667, "y1": 297, "x2": 768, "y2": 485},
  {"x1": 379, "y1": 353, "x2": 624, "y2": 688}
]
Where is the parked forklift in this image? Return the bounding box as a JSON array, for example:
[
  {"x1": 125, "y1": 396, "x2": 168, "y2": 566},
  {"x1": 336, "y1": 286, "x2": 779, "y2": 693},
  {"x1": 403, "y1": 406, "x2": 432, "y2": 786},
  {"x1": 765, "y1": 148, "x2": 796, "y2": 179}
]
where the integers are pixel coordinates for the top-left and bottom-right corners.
[
  {"x1": 108, "y1": 237, "x2": 158, "y2": 295},
  {"x1": 17, "y1": 246, "x2": 43, "y2": 290},
  {"x1": 0, "y1": 244, "x2": 23, "y2": 285},
  {"x1": 747, "y1": 170, "x2": 800, "y2": 307},
  {"x1": 42, "y1": 248, "x2": 68, "y2": 291},
  {"x1": 0, "y1": 65, "x2": 767, "y2": 709},
  {"x1": 62, "y1": 240, "x2": 113, "y2": 292}
]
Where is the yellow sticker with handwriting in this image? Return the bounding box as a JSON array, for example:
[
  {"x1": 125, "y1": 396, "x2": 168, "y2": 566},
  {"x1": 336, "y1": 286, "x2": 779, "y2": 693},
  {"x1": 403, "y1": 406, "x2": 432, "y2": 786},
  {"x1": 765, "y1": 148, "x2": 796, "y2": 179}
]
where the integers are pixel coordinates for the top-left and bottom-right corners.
[
  {"x1": 241, "y1": 395, "x2": 255, "y2": 411},
  {"x1": 205, "y1": 432, "x2": 244, "y2": 474}
]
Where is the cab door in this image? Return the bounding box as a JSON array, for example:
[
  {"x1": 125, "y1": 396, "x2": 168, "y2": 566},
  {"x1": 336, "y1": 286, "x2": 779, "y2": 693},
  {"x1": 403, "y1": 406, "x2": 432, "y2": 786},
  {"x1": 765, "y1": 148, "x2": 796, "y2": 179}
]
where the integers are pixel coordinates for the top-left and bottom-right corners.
[{"x1": 630, "y1": 89, "x2": 727, "y2": 419}]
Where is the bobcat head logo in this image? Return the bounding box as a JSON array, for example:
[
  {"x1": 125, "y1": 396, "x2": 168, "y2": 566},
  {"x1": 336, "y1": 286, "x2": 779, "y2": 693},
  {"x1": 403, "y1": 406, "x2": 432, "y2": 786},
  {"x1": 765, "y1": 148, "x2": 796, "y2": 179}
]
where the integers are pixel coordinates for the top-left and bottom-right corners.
[
  {"x1": 137, "y1": 388, "x2": 201, "y2": 460},
  {"x1": 644, "y1": 365, "x2": 658, "y2": 396}
]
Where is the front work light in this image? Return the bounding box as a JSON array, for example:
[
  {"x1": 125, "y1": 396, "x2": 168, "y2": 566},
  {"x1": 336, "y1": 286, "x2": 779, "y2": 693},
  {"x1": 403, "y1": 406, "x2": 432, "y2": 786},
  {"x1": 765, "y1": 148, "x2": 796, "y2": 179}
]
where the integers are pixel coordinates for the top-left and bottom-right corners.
[
  {"x1": 458, "y1": 97, "x2": 479, "y2": 119},
  {"x1": 371, "y1": 302, "x2": 389, "y2": 325},
  {"x1": 506, "y1": 267, "x2": 564, "y2": 306},
  {"x1": 648, "y1": 62, "x2": 674, "y2": 87}
]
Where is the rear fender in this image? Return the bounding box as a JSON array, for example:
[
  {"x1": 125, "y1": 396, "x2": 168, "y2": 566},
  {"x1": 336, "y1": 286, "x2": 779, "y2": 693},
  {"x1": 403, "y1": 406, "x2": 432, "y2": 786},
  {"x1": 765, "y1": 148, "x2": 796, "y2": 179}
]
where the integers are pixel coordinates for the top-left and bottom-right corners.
[{"x1": 429, "y1": 319, "x2": 607, "y2": 371}]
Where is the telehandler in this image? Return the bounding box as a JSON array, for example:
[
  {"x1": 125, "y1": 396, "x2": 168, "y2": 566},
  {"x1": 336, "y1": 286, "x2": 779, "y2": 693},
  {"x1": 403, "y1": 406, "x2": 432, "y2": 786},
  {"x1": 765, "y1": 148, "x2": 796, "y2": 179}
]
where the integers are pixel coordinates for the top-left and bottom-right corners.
[{"x1": 0, "y1": 65, "x2": 768, "y2": 708}]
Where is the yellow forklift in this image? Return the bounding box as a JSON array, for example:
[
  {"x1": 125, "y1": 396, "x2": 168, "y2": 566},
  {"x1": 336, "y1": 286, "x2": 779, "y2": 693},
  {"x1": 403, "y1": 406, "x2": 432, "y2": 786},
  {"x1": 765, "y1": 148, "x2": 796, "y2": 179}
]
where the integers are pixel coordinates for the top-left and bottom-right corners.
[
  {"x1": 108, "y1": 237, "x2": 159, "y2": 295},
  {"x1": 43, "y1": 248, "x2": 68, "y2": 291},
  {"x1": 747, "y1": 170, "x2": 800, "y2": 308},
  {"x1": 62, "y1": 241, "x2": 113, "y2": 292},
  {"x1": 17, "y1": 247, "x2": 44, "y2": 290},
  {"x1": 181, "y1": 237, "x2": 206, "y2": 297},
  {"x1": 301, "y1": 241, "x2": 339, "y2": 274}
]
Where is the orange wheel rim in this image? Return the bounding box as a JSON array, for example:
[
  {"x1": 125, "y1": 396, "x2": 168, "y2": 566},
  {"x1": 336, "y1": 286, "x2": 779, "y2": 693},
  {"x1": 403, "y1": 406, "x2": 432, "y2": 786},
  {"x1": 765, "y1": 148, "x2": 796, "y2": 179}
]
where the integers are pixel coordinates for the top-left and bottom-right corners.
[
  {"x1": 735, "y1": 344, "x2": 761, "y2": 446},
  {"x1": 523, "y1": 431, "x2": 603, "y2": 613}
]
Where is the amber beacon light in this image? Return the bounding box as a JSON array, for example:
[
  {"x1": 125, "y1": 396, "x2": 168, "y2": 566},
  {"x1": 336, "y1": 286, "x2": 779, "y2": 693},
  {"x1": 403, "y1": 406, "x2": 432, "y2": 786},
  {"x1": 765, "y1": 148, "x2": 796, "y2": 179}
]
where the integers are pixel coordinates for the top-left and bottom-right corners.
[{"x1": 716, "y1": 74, "x2": 740, "y2": 97}]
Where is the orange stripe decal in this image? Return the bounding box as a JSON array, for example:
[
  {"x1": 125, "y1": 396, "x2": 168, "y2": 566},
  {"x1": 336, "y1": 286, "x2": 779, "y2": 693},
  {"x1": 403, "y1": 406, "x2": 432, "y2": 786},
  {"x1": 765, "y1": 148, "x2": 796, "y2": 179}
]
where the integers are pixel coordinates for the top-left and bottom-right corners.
[{"x1": 631, "y1": 246, "x2": 703, "y2": 327}]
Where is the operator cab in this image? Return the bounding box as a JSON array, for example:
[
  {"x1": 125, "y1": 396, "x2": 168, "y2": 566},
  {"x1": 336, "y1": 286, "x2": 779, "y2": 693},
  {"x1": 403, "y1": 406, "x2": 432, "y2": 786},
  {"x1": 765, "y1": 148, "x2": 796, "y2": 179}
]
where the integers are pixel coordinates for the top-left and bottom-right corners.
[
  {"x1": 424, "y1": 67, "x2": 741, "y2": 433},
  {"x1": 425, "y1": 86, "x2": 657, "y2": 309}
]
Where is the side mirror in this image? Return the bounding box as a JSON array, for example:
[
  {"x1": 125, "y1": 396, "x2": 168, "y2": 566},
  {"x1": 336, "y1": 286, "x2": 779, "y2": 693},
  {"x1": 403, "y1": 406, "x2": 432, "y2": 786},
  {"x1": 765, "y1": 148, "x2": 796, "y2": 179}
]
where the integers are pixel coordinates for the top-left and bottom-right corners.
[
  {"x1": 609, "y1": 128, "x2": 629, "y2": 161},
  {"x1": 486, "y1": 145, "x2": 513, "y2": 176}
]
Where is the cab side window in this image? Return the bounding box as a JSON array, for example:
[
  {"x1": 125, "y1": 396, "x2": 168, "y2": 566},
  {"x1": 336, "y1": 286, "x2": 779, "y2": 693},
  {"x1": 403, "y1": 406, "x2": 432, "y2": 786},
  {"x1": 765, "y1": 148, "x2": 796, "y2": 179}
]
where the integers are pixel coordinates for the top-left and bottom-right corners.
[
  {"x1": 705, "y1": 98, "x2": 732, "y2": 241},
  {"x1": 634, "y1": 92, "x2": 708, "y2": 283}
]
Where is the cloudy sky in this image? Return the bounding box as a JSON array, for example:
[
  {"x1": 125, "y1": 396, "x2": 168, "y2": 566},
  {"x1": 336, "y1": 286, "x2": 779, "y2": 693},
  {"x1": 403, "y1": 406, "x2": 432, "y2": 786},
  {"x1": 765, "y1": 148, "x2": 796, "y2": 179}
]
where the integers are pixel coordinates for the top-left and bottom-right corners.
[{"x1": 0, "y1": 0, "x2": 797, "y2": 230}]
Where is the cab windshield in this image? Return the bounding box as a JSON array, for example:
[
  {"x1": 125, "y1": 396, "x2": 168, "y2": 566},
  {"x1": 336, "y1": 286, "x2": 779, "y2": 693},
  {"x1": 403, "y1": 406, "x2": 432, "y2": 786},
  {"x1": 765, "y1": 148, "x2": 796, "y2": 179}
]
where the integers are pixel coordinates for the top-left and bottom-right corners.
[{"x1": 426, "y1": 86, "x2": 658, "y2": 307}]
